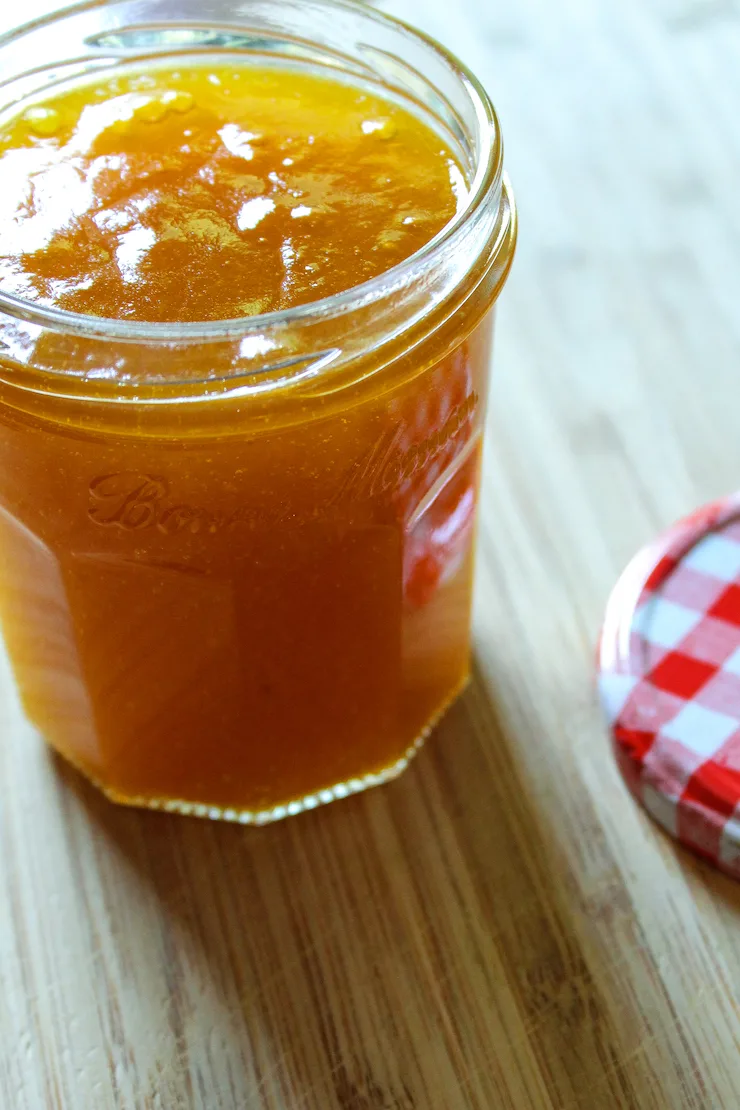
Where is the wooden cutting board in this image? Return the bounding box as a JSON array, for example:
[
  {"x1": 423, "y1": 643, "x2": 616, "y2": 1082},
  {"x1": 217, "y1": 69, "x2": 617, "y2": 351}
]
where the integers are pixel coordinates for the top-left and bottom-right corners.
[{"x1": 3, "y1": 1, "x2": 740, "y2": 1107}]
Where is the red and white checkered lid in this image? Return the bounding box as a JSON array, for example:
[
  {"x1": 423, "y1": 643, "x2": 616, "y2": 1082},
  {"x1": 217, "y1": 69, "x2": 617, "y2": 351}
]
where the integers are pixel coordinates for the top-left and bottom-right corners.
[{"x1": 599, "y1": 493, "x2": 740, "y2": 879}]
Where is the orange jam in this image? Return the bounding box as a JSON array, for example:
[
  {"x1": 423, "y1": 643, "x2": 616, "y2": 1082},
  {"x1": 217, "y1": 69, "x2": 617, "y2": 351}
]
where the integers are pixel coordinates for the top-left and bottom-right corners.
[
  {"x1": 0, "y1": 65, "x2": 461, "y2": 320},
  {"x1": 0, "y1": 57, "x2": 514, "y2": 821}
]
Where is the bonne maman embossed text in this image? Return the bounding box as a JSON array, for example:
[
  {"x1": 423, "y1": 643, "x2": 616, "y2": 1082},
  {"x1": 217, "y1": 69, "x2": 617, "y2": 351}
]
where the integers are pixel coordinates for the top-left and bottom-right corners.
[{"x1": 88, "y1": 392, "x2": 478, "y2": 533}]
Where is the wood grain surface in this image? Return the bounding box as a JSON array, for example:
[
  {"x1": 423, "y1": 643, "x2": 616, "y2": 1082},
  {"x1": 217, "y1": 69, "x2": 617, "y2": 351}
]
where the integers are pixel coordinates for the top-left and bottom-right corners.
[{"x1": 3, "y1": 0, "x2": 740, "y2": 1107}]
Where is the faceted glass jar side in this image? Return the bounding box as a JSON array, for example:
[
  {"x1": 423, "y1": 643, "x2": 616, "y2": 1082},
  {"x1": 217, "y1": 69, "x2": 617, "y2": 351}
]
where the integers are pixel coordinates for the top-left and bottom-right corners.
[{"x1": 0, "y1": 0, "x2": 516, "y2": 822}]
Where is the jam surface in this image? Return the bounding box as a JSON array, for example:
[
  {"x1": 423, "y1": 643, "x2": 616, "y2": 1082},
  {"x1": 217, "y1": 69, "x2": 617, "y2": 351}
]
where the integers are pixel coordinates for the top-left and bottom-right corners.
[{"x1": 0, "y1": 63, "x2": 463, "y2": 321}]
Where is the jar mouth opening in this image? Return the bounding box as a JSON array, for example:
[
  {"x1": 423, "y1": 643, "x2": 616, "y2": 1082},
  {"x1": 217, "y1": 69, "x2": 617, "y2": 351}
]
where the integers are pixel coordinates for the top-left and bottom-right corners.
[{"x1": 0, "y1": 0, "x2": 503, "y2": 344}]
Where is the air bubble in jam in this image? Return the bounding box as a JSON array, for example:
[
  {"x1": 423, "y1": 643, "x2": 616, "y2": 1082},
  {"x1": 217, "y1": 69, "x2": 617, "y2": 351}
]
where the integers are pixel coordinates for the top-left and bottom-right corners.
[
  {"x1": 24, "y1": 107, "x2": 62, "y2": 137},
  {"x1": 133, "y1": 89, "x2": 195, "y2": 124},
  {"x1": 133, "y1": 98, "x2": 169, "y2": 124},
  {"x1": 360, "y1": 118, "x2": 397, "y2": 140},
  {"x1": 162, "y1": 90, "x2": 195, "y2": 113}
]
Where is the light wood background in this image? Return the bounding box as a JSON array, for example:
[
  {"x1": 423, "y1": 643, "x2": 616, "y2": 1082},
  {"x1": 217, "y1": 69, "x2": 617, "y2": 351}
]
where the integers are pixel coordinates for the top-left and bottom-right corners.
[{"x1": 3, "y1": 0, "x2": 740, "y2": 1106}]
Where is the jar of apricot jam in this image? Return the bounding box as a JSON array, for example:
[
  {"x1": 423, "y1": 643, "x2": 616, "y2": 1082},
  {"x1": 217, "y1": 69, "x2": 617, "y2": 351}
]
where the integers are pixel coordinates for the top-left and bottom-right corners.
[{"x1": 0, "y1": 0, "x2": 516, "y2": 822}]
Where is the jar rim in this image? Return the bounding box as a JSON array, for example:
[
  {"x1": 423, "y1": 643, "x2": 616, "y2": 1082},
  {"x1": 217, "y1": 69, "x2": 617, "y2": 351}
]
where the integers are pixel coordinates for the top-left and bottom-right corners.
[{"x1": 0, "y1": 0, "x2": 503, "y2": 344}]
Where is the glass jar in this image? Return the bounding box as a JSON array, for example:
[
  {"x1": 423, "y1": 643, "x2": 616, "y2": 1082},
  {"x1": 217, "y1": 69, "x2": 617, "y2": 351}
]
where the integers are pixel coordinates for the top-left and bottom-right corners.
[{"x1": 0, "y1": 0, "x2": 516, "y2": 822}]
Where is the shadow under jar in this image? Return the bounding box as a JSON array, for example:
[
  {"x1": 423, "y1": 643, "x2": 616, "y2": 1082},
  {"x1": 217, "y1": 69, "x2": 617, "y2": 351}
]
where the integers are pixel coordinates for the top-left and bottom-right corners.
[{"x1": 0, "y1": 0, "x2": 516, "y2": 823}]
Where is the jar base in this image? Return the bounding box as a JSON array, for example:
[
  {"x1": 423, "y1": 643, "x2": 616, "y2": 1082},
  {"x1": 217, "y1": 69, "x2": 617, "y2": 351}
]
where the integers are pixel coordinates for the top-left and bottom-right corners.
[{"x1": 43, "y1": 675, "x2": 470, "y2": 823}]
